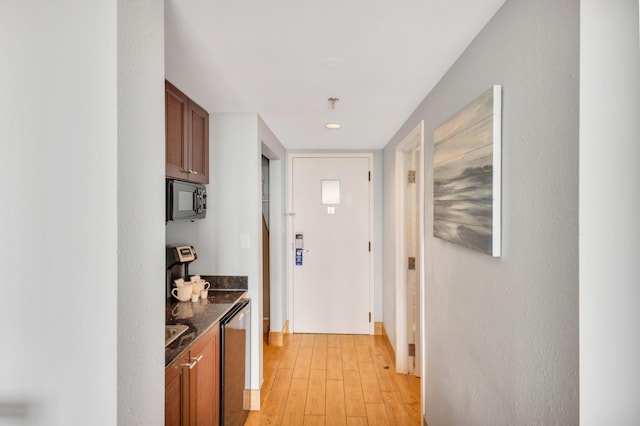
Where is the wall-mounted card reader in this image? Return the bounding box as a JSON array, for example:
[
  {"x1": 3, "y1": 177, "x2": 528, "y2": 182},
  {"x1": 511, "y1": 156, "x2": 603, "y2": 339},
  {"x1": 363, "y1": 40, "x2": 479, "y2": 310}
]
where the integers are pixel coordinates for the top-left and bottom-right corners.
[{"x1": 295, "y1": 233, "x2": 304, "y2": 265}]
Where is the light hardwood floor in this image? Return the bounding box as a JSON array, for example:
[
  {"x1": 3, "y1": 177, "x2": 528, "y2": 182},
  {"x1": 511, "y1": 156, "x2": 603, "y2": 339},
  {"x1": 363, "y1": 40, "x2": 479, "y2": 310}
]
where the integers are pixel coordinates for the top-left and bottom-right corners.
[{"x1": 245, "y1": 333, "x2": 421, "y2": 425}]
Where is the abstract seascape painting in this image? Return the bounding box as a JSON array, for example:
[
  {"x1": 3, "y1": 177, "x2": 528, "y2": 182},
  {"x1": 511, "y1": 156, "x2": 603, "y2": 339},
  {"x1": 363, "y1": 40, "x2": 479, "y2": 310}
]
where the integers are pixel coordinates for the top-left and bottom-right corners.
[{"x1": 433, "y1": 85, "x2": 501, "y2": 257}]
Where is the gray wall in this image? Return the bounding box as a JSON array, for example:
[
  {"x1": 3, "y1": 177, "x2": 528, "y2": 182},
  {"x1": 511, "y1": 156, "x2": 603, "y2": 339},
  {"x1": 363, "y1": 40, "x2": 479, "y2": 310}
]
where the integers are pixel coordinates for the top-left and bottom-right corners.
[
  {"x1": 580, "y1": 1, "x2": 640, "y2": 423},
  {"x1": 0, "y1": 1, "x2": 120, "y2": 425},
  {"x1": 383, "y1": 0, "x2": 579, "y2": 424},
  {"x1": 118, "y1": 0, "x2": 166, "y2": 424}
]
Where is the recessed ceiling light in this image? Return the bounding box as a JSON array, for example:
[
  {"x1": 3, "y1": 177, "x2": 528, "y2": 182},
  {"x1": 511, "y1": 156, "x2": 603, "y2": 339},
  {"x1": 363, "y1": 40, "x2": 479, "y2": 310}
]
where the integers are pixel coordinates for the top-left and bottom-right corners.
[
  {"x1": 323, "y1": 57, "x2": 343, "y2": 69},
  {"x1": 325, "y1": 123, "x2": 341, "y2": 129}
]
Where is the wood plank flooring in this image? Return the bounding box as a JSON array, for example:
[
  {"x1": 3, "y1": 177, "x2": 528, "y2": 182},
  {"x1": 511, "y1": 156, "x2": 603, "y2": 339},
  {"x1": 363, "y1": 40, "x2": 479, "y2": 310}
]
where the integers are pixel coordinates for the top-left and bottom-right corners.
[{"x1": 245, "y1": 334, "x2": 421, "y2": 425}]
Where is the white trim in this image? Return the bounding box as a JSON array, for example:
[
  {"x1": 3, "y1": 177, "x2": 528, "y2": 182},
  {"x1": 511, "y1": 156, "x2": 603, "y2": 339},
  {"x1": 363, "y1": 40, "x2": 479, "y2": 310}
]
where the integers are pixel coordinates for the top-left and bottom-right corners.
[
  {"x1": 394, "y1": 122, "x2": 425, "y2": 375},
  {"x1": 287, "y1": 152, "x2": 375, "y2": 335},
  {"x1": 418, "y1": 123, "x2": 426, "y2": 423}
]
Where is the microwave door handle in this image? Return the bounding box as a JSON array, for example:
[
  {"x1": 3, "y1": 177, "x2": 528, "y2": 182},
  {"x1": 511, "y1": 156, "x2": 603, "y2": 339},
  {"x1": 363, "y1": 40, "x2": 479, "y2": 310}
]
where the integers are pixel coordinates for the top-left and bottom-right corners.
[
  {"x1": 195, "y1": 190, "x2": 204, "y2": 213},
  {"x1": 193, "y1": 192, "x2": 199, "y2": 213}
]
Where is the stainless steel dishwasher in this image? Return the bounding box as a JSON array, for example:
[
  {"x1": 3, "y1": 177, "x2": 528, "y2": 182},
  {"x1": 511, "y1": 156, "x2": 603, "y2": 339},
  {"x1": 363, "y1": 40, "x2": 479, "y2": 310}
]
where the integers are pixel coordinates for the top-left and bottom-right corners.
[{"x1": 219, "y1": 298, "x2": 250, "y2": 426}]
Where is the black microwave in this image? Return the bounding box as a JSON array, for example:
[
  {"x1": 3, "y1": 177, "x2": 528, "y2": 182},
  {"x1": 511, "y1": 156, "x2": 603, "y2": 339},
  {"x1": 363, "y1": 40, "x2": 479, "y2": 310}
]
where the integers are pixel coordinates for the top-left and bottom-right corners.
[{"x1": 166, "y1": 179, "x2": 207, "y2": 221}]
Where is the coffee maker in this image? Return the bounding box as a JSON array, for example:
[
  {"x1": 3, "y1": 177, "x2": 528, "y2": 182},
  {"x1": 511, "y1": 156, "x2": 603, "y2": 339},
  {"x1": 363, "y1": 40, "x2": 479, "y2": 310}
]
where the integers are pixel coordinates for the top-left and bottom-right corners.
[{"x1": 166, "y1": 244, "x2": 198, "y2": 299}]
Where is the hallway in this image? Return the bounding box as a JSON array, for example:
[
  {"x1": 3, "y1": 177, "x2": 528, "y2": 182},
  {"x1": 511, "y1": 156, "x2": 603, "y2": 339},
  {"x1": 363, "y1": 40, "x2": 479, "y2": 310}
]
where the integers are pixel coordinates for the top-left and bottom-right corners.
[{"x1": 245, "y1": 333, "x2": 421, "y2": 425}]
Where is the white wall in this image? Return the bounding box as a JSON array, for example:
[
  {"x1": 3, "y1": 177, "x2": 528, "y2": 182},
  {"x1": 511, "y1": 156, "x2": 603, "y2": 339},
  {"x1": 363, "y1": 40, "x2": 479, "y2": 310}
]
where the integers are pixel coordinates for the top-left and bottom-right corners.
[
  {"x1": 117, "y1": 0, "x2": 166, "y2": 424},
  {"x1": 580, "y1": 1, "x2": 640, "y2": 423},
  {"x1": 372, "y1": 152, "x2": 384, "y2": 322},
  {"x1": 383, "y1": 0, "x2": 579, "y2": 424},
  {"x1": 0, "y1": 1, "x2": 118, "y2": 425},
  {"x1": 166, "y1": 113, "x2": 287, "y2": 394},
  {"x1": 382, "y1": 147, "x2": 398, "y2": 346}
]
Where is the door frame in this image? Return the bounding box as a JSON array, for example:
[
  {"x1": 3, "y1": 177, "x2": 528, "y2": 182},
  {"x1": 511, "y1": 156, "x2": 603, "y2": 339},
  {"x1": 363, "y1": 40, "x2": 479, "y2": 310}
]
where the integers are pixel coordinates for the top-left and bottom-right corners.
[
  {"x1": 287, "y1": 152, "x2": 375, "y2": 335},
  {"x1": 261, "y1": 142, "x2": 286, "y2": 348},
  {"x1": 395, "y1": 121, "x2": 425, "y2": 374}
]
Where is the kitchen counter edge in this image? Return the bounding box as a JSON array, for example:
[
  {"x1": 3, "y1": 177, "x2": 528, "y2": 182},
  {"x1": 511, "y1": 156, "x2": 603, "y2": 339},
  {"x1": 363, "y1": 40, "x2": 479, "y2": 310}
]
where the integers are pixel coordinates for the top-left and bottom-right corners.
[{"x1": 165, "y1": 290, "x2": 247, "y2": 367}]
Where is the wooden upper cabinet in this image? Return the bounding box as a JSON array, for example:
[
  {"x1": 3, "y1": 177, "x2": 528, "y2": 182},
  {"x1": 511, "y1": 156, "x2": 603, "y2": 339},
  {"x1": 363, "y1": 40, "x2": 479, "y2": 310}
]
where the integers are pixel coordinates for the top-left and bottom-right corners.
[
  {"x1": 165, "y1": 80, "x2": 209, "y2": 184},
  {"x1": 165, "y1": 81, "x2": 189, "y2": 181},
  {"x1": 187, "y1": 100, "x2": 209, "y2": 184}
]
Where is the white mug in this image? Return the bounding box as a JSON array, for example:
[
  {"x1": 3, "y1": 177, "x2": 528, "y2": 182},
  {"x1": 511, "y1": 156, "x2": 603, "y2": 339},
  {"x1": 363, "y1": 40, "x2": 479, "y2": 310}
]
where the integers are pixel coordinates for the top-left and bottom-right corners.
[
  {"x1": 192, "y1": 280, "x2": 210, "y2": 294},
  {"x1": 171, "y1": 284, "x2": 193, "y2": 302}
]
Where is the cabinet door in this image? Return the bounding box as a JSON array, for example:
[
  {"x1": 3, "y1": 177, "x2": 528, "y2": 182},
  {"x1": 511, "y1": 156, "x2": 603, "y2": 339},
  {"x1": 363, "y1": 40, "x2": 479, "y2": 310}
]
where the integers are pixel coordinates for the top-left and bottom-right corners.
[
  {"x1": 190, "y1": 325, "x2": 220, "y2": 426},
  {"x1": 188, "y1": 100, "x2": 209, "y2": 184},
  {"x1": 165, "y1": 352, "x2": 191, "y2": 426},
  {"x1": 166, "y1": 81, "x2": 190, "y2": 181}
]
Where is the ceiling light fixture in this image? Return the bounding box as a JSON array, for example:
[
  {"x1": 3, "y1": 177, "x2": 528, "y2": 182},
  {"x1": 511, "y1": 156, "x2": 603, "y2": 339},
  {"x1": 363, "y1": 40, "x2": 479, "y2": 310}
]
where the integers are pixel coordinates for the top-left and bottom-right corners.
[
  {"x1": 326, "y1": 98, "x2": 340, "y2": 129},
  {"x1": 323, "y1": 57, "x2": 343, "y2": 69}
]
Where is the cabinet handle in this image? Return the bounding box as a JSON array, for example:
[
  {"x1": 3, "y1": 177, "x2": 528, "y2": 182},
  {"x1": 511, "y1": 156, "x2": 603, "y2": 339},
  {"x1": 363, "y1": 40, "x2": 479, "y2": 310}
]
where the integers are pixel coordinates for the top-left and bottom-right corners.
[
  {"x1": 180, "y1": 355, "x2": 203, "y2": 370},
  {"x1": 189, "y1": 170, "x2": 198, "y2": 175}
]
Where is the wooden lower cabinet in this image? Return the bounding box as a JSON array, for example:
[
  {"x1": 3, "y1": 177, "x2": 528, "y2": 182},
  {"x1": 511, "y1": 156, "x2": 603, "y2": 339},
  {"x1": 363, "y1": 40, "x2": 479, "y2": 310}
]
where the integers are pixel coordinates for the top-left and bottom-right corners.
[
  {"x1": 190, "y1": 325, "x2": 220, "y2": 425},
  {"x1": 166, "y1": 324, "x2": 220, "y2": 426},
  {"x1": 165, "y1": 351, "x2": 190, "y2": 426}
]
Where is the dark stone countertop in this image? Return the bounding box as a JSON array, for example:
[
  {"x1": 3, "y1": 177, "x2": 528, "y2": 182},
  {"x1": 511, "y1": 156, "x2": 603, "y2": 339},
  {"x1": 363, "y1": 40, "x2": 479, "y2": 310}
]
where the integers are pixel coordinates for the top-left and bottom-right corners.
[{"x1": 165, "y1": 289, "x2": 246, "y2": 367}]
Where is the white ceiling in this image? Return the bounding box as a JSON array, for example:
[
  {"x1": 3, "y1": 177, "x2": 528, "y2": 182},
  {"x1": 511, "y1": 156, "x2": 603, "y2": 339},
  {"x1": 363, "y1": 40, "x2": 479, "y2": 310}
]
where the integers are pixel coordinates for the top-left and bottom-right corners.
[{"x1": 164, "y1": 0, "x2": 506, "y2": 150}]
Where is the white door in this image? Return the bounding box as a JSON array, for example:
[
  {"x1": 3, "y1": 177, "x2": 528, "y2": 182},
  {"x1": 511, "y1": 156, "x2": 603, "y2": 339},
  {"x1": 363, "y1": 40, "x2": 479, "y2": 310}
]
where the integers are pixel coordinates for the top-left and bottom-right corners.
[{"x1": 291, "y1": 154, "x2": 372, "y2": 334}]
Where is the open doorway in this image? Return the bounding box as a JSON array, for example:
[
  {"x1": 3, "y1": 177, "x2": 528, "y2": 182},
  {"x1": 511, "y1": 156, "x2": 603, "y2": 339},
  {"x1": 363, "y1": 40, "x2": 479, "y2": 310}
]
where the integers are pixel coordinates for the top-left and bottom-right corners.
[
  {"x1": 261, "y1": 155, "x2": 270, "y2": 343},
  {"x1": 395, "y1": 121, "x2": 425, "y2": 376},
  {"x1": 261, "y1": 141, "x2": 286, "y2": 347}
]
